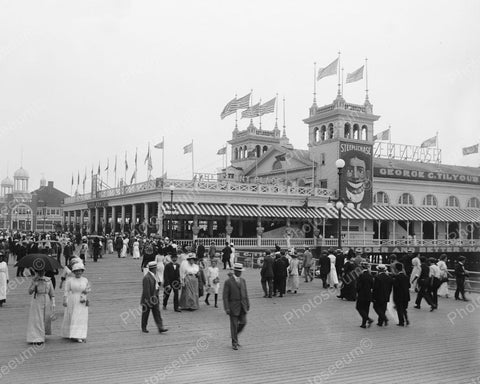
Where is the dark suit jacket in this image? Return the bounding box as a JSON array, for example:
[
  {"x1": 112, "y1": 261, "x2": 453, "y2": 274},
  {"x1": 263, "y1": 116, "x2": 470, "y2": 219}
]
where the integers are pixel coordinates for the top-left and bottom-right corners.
[
  {"x1": 163, "y1": 262, "x2": 180, "y2": 287},
  {"x1": 319, "y1": 255, "x2": 331, "y2": 276},
  {"x1": 261, "y1": 255, "x2": 274, "y2": 278},
  {"x1": 141, "y1": 272, "x2": 159, "y2": 307},
  {"x1": 372, "y1": 272, "x2": 393, "y2": 303},
  {"x1": 335, "y1": 254, "x2": 345, "y2": 275},
  {"x1": 273, "y1": 258, "x2": 287, "y2": 278},
  {"x1": 455, "y1": 262, "x2": 467, "y2": 281},
  {"x1": 356, "y1": 270, "x2": 373, "y2": 301},
  {"x1": 393, "y1": 273, "x2": 410, "y2": 303},
  {"x1": 223, "y1": 275, "x2": 249, "y2": 316}
]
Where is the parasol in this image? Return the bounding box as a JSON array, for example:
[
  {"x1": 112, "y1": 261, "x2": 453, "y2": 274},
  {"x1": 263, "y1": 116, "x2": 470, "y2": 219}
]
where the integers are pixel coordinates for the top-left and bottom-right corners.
[{"x1": 15, "y1": 253, "x2": 62, "y2": 271}]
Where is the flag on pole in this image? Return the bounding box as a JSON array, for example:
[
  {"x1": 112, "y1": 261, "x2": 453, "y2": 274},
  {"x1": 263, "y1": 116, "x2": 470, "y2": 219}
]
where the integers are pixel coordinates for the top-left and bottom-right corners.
[
  {"x1": 236, "y1": 92, "x2": 251, "y2": 109},
  {"x1": 373, "y1": 128, "x2": 390, "y2": 141},
  {"x1": 71, "y1": 174, "x2": 74, "y2": 186},
  {"x1": 130, "y1": 170, "x2": 136, "y2": 184},
  {"x1": 154, "y1": 140, "x2": 164, "y2": 149},
  {"x1": 420, "y1": 136, "x2": 437, "y2": 148},
  {"x1": 220, "y1": 97, "x2": 237, "y2": 119},
  {"x1": 259, "y1": 97, "x2": 276, "y2": 116},
  {"x1": 114, "y1": 155, "x2": 117, "y2": 173},
  {"x1": 77, "y1": 171, "x2": 80, "y2": 185},
  {"x1": 217, "y1": 146, "x2": 227, "y2": 155},
  {"x1": 97, "y1": 162, "x2": 100, "y2": 175},
  {"x1": 183, "y1": 143, "x2": 193, "y2": 154},
  {"x1": 317, "y1": 58, "x2": 338, "y2": 80},
  {"x1": 241, "y1": 103, "x2": 260, "y2": 119},
  {"x1": 147, "y1": 154, "x2": 153, "y2": 172},
  {"x1": 144, "y1": 145, "x2": 150, "y2": 165},
  {"x1": 83, "y1": 169, "x2": 86, "y2": 189},
  {"x1": 105, "y1": 158, "x2": 109, "y2": 172},
  {"x1": 462, "y1": 143, "x2": 479, "y2": 156},
  {"x1": 125, "y1": 152, "x2": 128, "y2": 171},
  {"x1": 346, "y1": 65, "x2": 364, "y2": 84},
  {"x1": 134, "y1": 149, "x2": 138, "y2": 168}
]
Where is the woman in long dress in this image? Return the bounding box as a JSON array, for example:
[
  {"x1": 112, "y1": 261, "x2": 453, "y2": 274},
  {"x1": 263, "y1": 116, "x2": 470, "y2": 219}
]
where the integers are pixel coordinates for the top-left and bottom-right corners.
[
  {"x1": 154, "y1": 254, "x2": 165, "y2": 285},
  {"x1": 229, "y1": 243, "x2": 236, "y2": 268},
  {"x1": 0, "y1": 253, "x2": 9, "y2": 307},
  {"x1": 287, "y1": 253, "x2": 300, "y2": 293},
  {"x1": 132, "y1": 238, "x2": 140, "y2": 259},
  {"x1": 179, "y1": 254, "x2": 200, "y2": 310},
  {"x1": 61, "y1": 263, "x2": 90, "y2": 343},
  {"x1": 26, "y1": 269, "x2": 55, "y2": 344},
  {"x1": 410, "y1": 255, "x2": 421, "y2": 292},
  {"x1": 437, "y1": 254, "x2": 449, "y2": 298},
  {"x1": 106, "y1": 237, "x2": 114, "y2": 254},
  {"x1": 205, "y1": 258, "x2": 220, "y2": 307},
  {"x1": 327, "y1": 252, "x2": 339, "y2": 288},
  {"x1": 120, "y1": 236, "x2": 128, "y2": 258}
]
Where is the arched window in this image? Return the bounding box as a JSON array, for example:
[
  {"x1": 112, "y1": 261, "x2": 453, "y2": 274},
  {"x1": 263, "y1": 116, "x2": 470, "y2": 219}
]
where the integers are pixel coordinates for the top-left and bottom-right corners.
[
  {"x1": 398, "y1": 193, "x2": 414, "y2": 206},
  {"x1": 255, "y1": 145, "x2": 261, "y2": 157},
  {"x1": 344, "y1": 123, "x2": 351, "y2": 139},
  {"x1": 446, "y1": 195, "x2": 460, "y2": 208},
  {"x1": 243, "y1": 145, "x2": 247, "y2": 158},
  {"x1": 320, "y1": 126, "x2": 326, "y2": 141},
  {"x1": 263, "y1": 145, "x2": 268, "y2": 153},
  {"x1": 239, "y1": 147, "x2": 244, "y2": 159},
  {"x1": 353, "y1": 124, "x2": 360, "y2": 140},
  {"x1": 422, "y1": 194, "x2": 438, "y2": 207},
  {"x1": 467, "y1": 197, "x2": 480, "y2": 209},
  {"x1": 374, "y1": 191, "x2": 389, "y2": 205},
  {"x1": 234, "y1": 148, "x2": 238, "y2": 160},
  {"x1": 314, "y1": 127, "x2": 319, "y2": 142},
  {"x1": 328, "y1": 123, "x2": 334, "y2": 139},
  {"x1": 361, "y1": 125, "x2": 368, "y2": 140},
  {"x1": 12, "y1": 204, "x2": 32, "y2": 215}
]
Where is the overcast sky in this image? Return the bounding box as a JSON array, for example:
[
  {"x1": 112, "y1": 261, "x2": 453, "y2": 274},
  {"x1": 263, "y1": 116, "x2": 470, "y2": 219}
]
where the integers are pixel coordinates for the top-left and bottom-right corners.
[{"x1": 0, "y1": 0, "x2": 479, "y2": 194}]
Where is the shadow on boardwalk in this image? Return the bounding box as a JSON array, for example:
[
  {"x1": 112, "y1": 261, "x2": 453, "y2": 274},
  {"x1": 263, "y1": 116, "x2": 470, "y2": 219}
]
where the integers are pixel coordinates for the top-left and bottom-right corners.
[{"x1": 1, "y1": 256, "x2": 479, "y2": 384}]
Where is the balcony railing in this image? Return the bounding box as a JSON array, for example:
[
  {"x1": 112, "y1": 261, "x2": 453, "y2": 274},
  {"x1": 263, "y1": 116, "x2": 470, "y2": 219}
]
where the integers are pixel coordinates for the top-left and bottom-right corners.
[{"x1": 63, "y1": 178, "x2": 334, "y2": 205}]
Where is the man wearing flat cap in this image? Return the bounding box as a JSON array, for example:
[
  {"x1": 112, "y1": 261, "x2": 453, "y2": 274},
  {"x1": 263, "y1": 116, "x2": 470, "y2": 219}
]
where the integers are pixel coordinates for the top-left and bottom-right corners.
[
  {"x1": 372, "y1": 264, "x2": 393, "y2": 326},
  {"x1": 223, "y1": 263, "x2": 250, "y2": 350},
  {"x1": 140, "y1": 261, "x2": 168, "y2": 334}
]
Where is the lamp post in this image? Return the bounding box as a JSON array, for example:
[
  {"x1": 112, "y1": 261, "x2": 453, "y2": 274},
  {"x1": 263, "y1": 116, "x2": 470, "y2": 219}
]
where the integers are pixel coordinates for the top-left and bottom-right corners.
[
  {"x1": 169, "y1": 185, "x2": 175, "y2": 239},
  {"x1": 326, "y1": 159, "x2": 354, "y2": 249}
]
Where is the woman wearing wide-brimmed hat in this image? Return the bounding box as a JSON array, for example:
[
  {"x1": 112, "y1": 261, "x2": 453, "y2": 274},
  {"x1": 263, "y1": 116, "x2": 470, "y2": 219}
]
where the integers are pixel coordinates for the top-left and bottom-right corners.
[
  {"x1": 26, "y1": 267, "x2": 55, "y2": 344},
  {"x1": 179, "y1": 254, "x2": 199, "y2": 310},
  {"x1": 61, "y1": 263, "x2": 90, "y2": 343}
]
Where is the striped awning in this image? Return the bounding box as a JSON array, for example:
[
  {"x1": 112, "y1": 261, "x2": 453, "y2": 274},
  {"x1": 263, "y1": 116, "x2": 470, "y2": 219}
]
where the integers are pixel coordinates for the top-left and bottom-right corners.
[{"x1": 365, "y1": 205, "x2": 480, "y2": 223}]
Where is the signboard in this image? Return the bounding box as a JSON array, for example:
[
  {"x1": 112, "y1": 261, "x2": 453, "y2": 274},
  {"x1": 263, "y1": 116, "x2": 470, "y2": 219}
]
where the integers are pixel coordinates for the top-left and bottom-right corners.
[
  {"x1": 339, "y1": 142, "x2": 373, "y2": 209},
  {"x1": 374, "y1": 167, "x2": 480, "y2": 186},
  {"x1": 87, "y1": 200, "x2": 109, "y2": 208},
  {"x1": 351, "y1": 245, "x2": 480, "y2": 254}
]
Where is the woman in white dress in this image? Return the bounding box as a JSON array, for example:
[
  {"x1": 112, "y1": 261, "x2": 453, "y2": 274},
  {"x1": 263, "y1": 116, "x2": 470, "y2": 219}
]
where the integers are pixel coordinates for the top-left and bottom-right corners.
[
  {"x1": 327, "y1": 252, "x2": 339, "y2": 288},
  {"x1": 205, "y1": 258, "x2": 220, "y2": 307},
  {"x1": 120, "y1": 236, "x2": 128, "y2": 258},
  {"x1": 132, "y1": 238, "x2": 140, "y2": 259},
  {"x1": 437, "y1": 254, "x2": 449, "y2": 298},
  {"x1": 229, "y1": 243, "x2": 236, "y2": 268},
  {"x1": 61, "y1": 263, "x2": 90, "y2": 343},
  {"x1": 0, "y1": 253, "x2": 8, "y2": 307},
  {"x1": 26, "y1": 269, "x2": 55, "y2": 344},
  {"x1": 179, "y1": 254, "x2": 200, "y2": 310},
  {"x1": 410, "y1": 256, "x2": 421, "y2": 292},
  {"x1": 106, "y1": 237, "x2": 114, "y2": 254},
  {"x1": 155, "y1": 254, "x2": 165, "y2": 285},
  {"x1": 287, "y1": 253, "x2": 300, "y2": 293}
]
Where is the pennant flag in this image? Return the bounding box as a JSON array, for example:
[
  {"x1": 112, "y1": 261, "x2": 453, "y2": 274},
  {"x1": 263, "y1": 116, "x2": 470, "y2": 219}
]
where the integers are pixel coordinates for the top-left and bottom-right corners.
[
  {"x1": 71, "y1": 173, "x2": 74, "y2": 186},
  {"x1": 220, "y1": 97, "x2": 237, "y2": 119},
  {"x1": 77, "y1": 171, "x2": 80, "y2": 185},
  {"x1": 134, "y1": 149, "x2": 138, "y2": 168},
  {"x1": 97, "y1": 162, "x2": 101, "y2": 175},
  {"x1": 241, "y1": 103, "x2": 260, "y2": 119},
  {"x1": 83, "y1": 169, "x2": 86, "y2": 189},
  {"x1": 420, "y1": 136, "x2": 437, "y2": 148},
  {"x1": 346, "y1": 65, "x2": 364, "y2": 84},
  {"x1": 147, "y1": 154, "x2": 153, "y2": 172},
  {"x1": 183, "y1": 143, "x2": 193, "y2": 154},
  {"x1": 104, "y1": 158, "x2": 109, "y2": 172},
  {"x1": 217, "y1": 146, "x2": 227, "y2": 155},
  {"x1": 373, "y1": 128, "x2": 390, "y2": 141},
  {"x1": 259, "y1": 97, "x2": 276, "y2": 116},
  {"x1": 154, "y1": 140, "x2": 164, "y2": 149},
  {"x1": 130, "y1": 170, "x2": 136, "y2": 184},
  {"x1": 236, "y1": 92, "x2": 251, "y2": 109},
  {"x1": 125, "y1": 152, "x2": 128, "y2": 171},
  {"x1": 114, "y1": 155, "x2": 117, "y2": 173},
  {"x1": 462, "y1": 144, "x2": 479, "y2": 156},
  {"x1": 91, "y1": 166, "x2": 93, "y2": 178},
  {"x1": 144, "y1": 145, "x2": 150, "y2": 165},
  {"x1": 317, "y1": 58, "x2": 338, "y2": 80},
  {"x1": 161, "y1": 171, "x2": 167, "y2": 179}
]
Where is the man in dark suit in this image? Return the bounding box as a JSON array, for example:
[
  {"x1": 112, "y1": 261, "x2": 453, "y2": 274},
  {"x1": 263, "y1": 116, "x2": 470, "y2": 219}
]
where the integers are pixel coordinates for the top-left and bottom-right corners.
[
  {"x1": 318, "y1": 250, "x2": 331, "y2": 289},
  {"x1": 273, "y1": 252, "x2": 287, "y2": 297},
  {"x1": 372, "y1": 264, "x2": 393, "y2": 326},
  {"x1": 141, "y1": 261, "x2": 168, "y2": 333},
  {"x1": 223, "y1": 263, "x2": 250, "y2": 350},
  {"x1": 335, "y1": 249, "x2": 345, "y2": 278},
  {"x1": 115, "y1": 235, "x2": 123, "y2": 258},
  {"x1": 356, "y1": 262, "x2": 374, "y2": 328},
  {"x1": 260, "y1": 250, "x2": 274, "y2": 298},
  {"x1": 392, "y1": 262, "x2": 410, "y2": 326},
  {"x1": 454, "y1": 256, "x2": 469, "y2": 301},
  {"x1": 414, "y1": 256, "x2": 435, "y2": 311},
  {"x1": 221, "y1": 242, "x2": 232, "y2": 270},
  {"x1": 163, "y1": 254, "x2": 181, "y2": 312}
]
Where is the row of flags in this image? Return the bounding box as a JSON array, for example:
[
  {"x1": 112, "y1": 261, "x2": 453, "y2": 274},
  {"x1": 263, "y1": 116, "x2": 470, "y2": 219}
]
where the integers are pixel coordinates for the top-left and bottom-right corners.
[
  {"x1": 220, "y1": 93, "x2": 277, "y2": 120},
  {"x1": 317, "y1": 57, "x2": 365, "y2": 84}
]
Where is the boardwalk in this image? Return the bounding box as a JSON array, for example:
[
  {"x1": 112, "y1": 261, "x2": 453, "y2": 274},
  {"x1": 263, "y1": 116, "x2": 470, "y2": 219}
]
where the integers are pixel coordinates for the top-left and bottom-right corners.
[{"x1": 1, "y1": 254, "x2": 479, "y2": 384}]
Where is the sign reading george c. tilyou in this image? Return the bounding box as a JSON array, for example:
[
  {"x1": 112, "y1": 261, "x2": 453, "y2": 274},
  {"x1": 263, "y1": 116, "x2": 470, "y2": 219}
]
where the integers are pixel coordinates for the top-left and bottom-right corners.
[{"x1": 374, "y1": 167, "x2": 480, "y2": 185}]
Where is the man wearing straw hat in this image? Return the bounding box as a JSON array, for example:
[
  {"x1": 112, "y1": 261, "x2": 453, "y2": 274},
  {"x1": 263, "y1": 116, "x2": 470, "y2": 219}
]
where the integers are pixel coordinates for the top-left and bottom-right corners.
[
  {"x1": 223, "y1": 263, "x2": 250, "y2": 350},
  {"x1": 141, "y1": 261, "x2": 168, "y2": 334}
]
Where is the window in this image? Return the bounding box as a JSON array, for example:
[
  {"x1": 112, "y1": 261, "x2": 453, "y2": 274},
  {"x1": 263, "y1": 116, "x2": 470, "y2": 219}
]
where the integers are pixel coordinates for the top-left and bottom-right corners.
[
  {"x1": 353, "y1": 124, "x2": 359, "y2": 140},
  {"x1": 234, "y1": 148, "x2": 238, "y2": 160},
  {"x1": 361, "y1": 125, "x2": 368, "y2": 140},
  {"x1": 328, "y1": 123, "x2": 334, "y2": 139},
  {"x1": 467, "y1": 197, "x2": 480, "y2": 209},
  {"x1": 344, "y1": 123, "x2": 351, "y2": 139},
  {"x1": 255, "y1": 145, "x2": 261, "y2": 157},
  {"x1": 263, "y1": 145, "x2": 268, "y2": 153},
  {"x1": 398, "y1": 193, "x2": 414, "y2": 206},
  {"x1": 314, "y1": 127, "x2": 319, "y2": 142},
  {"x1": 320, "y1": 126, "x2": 326, "y2": 141},
  {"x1": 374, "y1": 191, "x2": 389, "y2": 205},
  {"x1": 446, "y1": 195, "x2": 460, "y2": 208},
  {"x1": 422, "y1": 194, "x2": 438, "y2": 207},
  {"x1": 321, "y1": 153, "x2": 325, "y2": 165},
  {"x1": 319, "y1": 179, "x2": 328, "y2": 189}
]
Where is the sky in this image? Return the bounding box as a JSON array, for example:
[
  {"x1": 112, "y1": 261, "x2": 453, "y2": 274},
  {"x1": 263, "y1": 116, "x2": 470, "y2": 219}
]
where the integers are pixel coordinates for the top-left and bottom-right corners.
[{"x1": 0, "y1": 0, "x2": 479, "y2": 195}]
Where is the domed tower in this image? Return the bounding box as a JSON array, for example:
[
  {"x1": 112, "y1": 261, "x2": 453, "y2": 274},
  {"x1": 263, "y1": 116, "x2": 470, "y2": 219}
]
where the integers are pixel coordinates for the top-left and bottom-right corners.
[
  {"x1": 14, "y1": 167, "x2": 29, "y2": 192},
  {"x1": 1, "y1": 176, "x2": 14, "y2": 196}
]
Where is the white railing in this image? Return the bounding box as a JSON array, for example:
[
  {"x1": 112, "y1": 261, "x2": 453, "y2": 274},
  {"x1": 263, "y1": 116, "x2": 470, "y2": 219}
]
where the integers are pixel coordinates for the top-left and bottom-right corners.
[{"x1": 64, "y1": 178, "x2": 334, "y2": 204}]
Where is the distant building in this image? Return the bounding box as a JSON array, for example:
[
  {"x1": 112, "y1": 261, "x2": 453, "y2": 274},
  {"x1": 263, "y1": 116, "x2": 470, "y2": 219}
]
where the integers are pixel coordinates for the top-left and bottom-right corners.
[{"x1": 0, "y1": 167, "x2": 69, "y2": 232}]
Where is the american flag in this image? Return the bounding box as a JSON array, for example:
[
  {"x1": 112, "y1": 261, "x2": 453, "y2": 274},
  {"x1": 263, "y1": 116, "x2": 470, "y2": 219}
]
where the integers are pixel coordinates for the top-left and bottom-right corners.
[
  {"x1": 373, "y1": 128, "x2": 390, "y2": 141},
  {"x1": 259, "y1": 97, "x2": 276, "y2": 116},
  {"x1": 217, "y1": 146, "x2": 226, "y2": 155},
  {"x1": 236, "y1": 92, "x2": 251, "y2": 109},
  {"x1": 241, "y1": 103, "x2": 260, "y2": 119},
  {"x1": 220, "y1": 97, "x2": 237, "y2": 119},
  {"x1": 183, "y1": 143, "x2": 193, "y2": 154}
]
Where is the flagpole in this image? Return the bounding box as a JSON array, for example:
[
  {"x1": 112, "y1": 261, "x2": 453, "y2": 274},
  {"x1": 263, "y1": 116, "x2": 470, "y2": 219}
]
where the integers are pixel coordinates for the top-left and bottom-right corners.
[
  {"x1": 365, "y1": 57, "x2": 369, "y2": 101},
  {"x1": 162, "y1": 136, "x2": 165, "y2": 179},
  {"x1": 234, "y1": 93, "x2": 238, "y2": 130},
  {"x1": 259, "y1": 98, "x2": 262, "y2": 129},
  {"x1": 337, "y1": 51, "x2": 341, "y2": 96},
  {"x1": 135, "y1": 147, "x2": 138, "y2": 184},
  {"x1": 341, "y1": 67, "x2": 344, "y2": 96},
  {"x1": 191, "y1": 140, "x2": 194, "y2": 179},
  {"x1": 436, "y1": 131, "x2": 439, "y2": 149},
  {"x1": 313, "y1": 62, "x2": 317, "y2": 104},
  {"x1": 124, "y1": 151, "x2": 127, "y2": 186},
  {"x1": 114, "y1": 155, "x2": 117, "y2": 188},
  {"x1": 249, "y1": 89, "x2": 253, "y2": 126}
]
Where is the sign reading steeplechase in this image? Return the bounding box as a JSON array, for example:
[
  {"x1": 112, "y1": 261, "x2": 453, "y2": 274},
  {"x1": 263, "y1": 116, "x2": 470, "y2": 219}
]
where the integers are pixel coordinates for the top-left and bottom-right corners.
[{"x1": 374, "y1": 167, "x2": 480, "y2": 185}]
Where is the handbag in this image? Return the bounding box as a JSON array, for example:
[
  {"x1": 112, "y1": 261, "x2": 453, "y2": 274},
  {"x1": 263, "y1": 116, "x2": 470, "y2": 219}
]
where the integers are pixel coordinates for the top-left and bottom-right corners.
[{"x1": 212, "y1": 277, "x2": 220, "y2": 284}]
